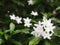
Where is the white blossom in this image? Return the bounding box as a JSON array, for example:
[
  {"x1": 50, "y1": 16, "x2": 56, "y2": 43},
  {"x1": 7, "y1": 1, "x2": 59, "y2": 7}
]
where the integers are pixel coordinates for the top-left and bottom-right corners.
[
  {"x1": 28, "y1": 0, "x2": 34, "y2": 5},
  {"x1": 23, "y1": 17, "x2": 32, "y2": 27},
  {"x1": 31, "y1": 27, "x2": 41, "y2": 37},
  {"x1": 42, "y1": 16, "x2": 55, "y2": 33},
  {"x1": 10, "y1": 14, "x2": 16, "y2": 20},
  {"x1": 42, "y1": 31, "x2": 52, "y2": 39},
  {"x1": 31, "y1": 21, "x2": 44, "y2": 37},
  {"x1": 15, "y1": 16, "x2": 22, "y2": 24},
  {"x1": 31, "y1": 11, "x2": 38, "y2": 16},
  {"x1": 41, "y1": 16, "x2": 55, "y2": 39},
  {"x1": 10, "y1": 14, "x2": 22, "y2": 24},
  {"x1": 31, "y1": 16, "x2": 55, "y2": 39}
]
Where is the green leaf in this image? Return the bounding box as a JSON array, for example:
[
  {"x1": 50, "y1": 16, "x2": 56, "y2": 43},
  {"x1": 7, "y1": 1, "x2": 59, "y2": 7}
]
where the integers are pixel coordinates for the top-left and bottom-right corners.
[
  {"x1": 44, "y1": 40, "x2": 51, "y2": 45},
  {"x1": 34, "y1": 0, "x2": 41, "y2": 4},
  {"x1": 51, "y1": 18, "x2": 60, "y2": 23},
  {"x1": 29, "y1": 37, "x2": 41, "y2": 45},
  {"x1": 41, "y1": 13, "x2": 52, "y2": 18},
  {"x1": 12, "y1": 40, "x2": 22, "y2": 45},
  {"x1": 54, "y1": 29, "x2": 60, "y2": 37},
  {"x1": 13, "y1": 28, "x2": 30, "y2": 35},
  {"x1": 10, "y1": 23, "x2": 15, "y2": 30},
  {"x1": 21, "y1": 28, "x2": 30, "y2": 34},
  {"x1": 50, "y1": 36, "x2": 60, "y2": 45},
  {"x1": 0, "y1": 1, "x2": 4, "y2": 6},
  {"x1": 44, "y1": 36, "x2": 60, "y2": 45},
  {"x1": 0, "y1": 30, "x2": 3, "y2": 35},
  {"x1": 0, "y1": 39, "x2": 4, "y2": 44},
  {"x1": 56, "y1": 7, "x2": 60, "y2": 11},
  {"x1": 4, "y1": 34, "x2": 10, "y2": 40},
  {"x1": 10, "y1": 23, "x2": 15, "y2": 33},
  {"x1": 12, "y1": 0, "x2": 24, "y2": 6},
  {"x1": 4, "y1": 30, "x2": 10, "y2": 33}
]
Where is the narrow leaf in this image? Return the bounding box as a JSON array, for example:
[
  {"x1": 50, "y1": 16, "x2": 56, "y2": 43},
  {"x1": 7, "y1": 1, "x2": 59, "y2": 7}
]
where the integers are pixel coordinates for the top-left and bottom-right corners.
[
  {"x1": 29, "y1": 37, "x2": 41, "y2": 45},
  {"x1": 13, "y1": 28, "x2": 30, "y2": 35}
]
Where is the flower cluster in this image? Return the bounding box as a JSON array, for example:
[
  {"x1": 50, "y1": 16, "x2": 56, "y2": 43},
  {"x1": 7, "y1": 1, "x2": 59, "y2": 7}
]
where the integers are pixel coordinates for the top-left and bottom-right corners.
[
  {"x1": 10, "y1": 14, "x2": 32, "y2": 27},
  {"x1": 10, "y1": 14, "x2": 22, "y2": 24},
  {"x1": 27, "y1": 0, "x2": 55, "y2": 39},
  {"x1": 10, "y1": 11, "x2": 38, "y2": 27},
  {"x1": 31, "y1": 16, "x2": 55, "y2": 39},
  {"x1": 10, "y1": 12, "x2": 55, "y2": 40}
]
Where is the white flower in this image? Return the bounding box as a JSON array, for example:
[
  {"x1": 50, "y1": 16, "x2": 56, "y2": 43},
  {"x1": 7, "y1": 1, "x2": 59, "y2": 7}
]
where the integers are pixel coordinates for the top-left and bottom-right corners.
[
  {"x1": 10, "y1": 14, "x2": 16, "y2": 20},
  {"x1": 31, "y1": 11, "x2": 38, "y2": 16},
  {"x1": 42, "y1": 16, "x2": 55, "y2": 33},
  {"x1": 42, "y1": 16, "x2": 52, "y2": 27},
  {"x1": 31, "y1": 21, "x2": 44, "y2": 37},
  {"x1": 15, "y1": 16, "x2": 22, "y2": 24},
  {"x1": 28, "y1": 0, "x2": 34, "y2": 5},
  {"x1": 23, "y1": 17, "x2": 32, "y2": 27},
  {"x1": 42, "y1": 16, "x2": 55, "y2": 39},
  {"x1": 10, "y1": 14, "x2": 22, "y2": 24},
  {"x1": 42, "y1": 31, "x2": 52, "y2": 39},
  {"x1": 31, "y1": 28, "x2": 41, "y2": 37},
  {"x1": 31, "y1": 16, "x2": 55, "y2": 39},
  {"x1": 31, "y1": 27, "x2": 44, "y2": 37}
]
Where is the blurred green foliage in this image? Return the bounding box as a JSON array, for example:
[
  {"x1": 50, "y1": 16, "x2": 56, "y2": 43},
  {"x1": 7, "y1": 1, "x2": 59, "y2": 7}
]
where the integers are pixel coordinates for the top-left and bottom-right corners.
[{"x1": 0, "y1": 0, "x2": 60, "y2": 45}]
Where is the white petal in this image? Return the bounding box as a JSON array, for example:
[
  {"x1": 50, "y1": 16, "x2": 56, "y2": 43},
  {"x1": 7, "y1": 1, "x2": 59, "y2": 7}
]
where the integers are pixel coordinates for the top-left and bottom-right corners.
[
  {"x1": 31, "y1": 11, "x2": 38, "y2": 16},
  {"x1": 10, "y1": 14, "x2": 16, "y2": 20}
]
